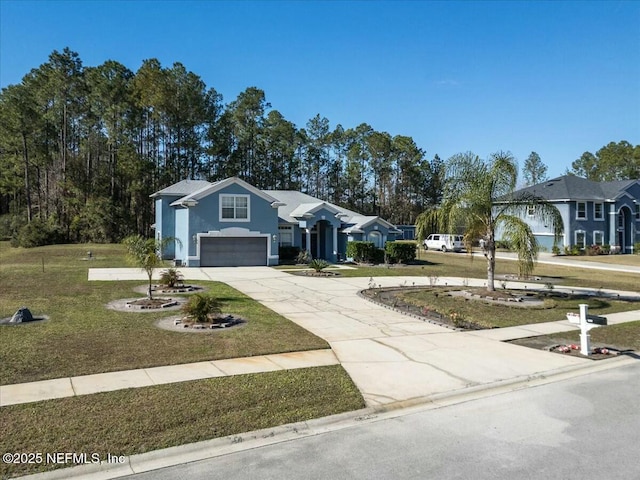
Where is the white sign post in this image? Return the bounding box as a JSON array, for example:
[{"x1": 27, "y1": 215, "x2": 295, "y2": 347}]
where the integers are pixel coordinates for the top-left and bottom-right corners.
[{"x1": 566, "y1": 303, "x2": 607, "y2": 356}]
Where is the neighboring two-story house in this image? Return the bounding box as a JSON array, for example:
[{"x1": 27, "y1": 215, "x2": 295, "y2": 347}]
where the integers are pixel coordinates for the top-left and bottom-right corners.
[
  {"x1": 498, "y1": 175, "x2": 640, "y2": 253},
  {"x1": 151, "y1": 177, "x2": 402, "y2": 266}
]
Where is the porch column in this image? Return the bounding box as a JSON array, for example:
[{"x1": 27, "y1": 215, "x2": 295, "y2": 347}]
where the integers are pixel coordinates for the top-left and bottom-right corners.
[
  {"x1": 332, "y1": 225, "x2": 338, "y2": 262},
  {"x1": 608, "y1": 203, "x2": 617, "y2": 251},
  {"x1": 306, "y1": 228, "x2": 311, "y2": 255}
]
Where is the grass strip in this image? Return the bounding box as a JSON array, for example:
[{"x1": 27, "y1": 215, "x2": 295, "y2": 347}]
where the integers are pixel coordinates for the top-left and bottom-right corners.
[
  {"x1": 0, "y1": 365, "x2": 364, "y2": 479},
  {"x1": 511, "y1": 320, "x2": 640, "y2": 352}
]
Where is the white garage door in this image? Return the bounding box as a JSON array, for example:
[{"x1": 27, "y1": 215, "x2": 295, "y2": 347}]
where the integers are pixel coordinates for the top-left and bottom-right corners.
[{"x1": 200, "y1": 237, "x2": 267, "y2": 267}]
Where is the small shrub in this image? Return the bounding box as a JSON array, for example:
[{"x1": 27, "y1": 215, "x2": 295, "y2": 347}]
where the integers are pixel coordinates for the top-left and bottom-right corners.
[
  {"x1": 587, "y1": 244, "x2": 609, "y2": 256},
  {"x1": 602, "y1": 244, "x2": 611, "y2": 254},
  {"x1": 384, "y1": 241, "x2": 416, "y2": 264},
  {"x1": 551, "y1": 245, "x2": 561, "y2": 256},
  {"x1": 160, "y1": 268, "x2": 184, "y2": 288},
  {"x1": 182, "y1": 293, "x2": 223, "y2": 323},
  {"x1": 309, "y1": 259, "x2": 330, "y2": 272},
  {"x1": 635, "y1": 242, "x2": 640, "y2": 255},
  {"x1": 449, "y1": 311, "x2": 466, "y2": 327},
  {"x1": 296, "y1": 250, "x2": 311, "y2": 264}
]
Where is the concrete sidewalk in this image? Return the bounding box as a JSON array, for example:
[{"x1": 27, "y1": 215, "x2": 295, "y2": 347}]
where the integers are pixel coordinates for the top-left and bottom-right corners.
[
  {"x1": 492, "y1": 250, "x2": 640, "y2": 274},
  {"x1": 0, "y1": 349, "x2": 338, "y2": 407}
]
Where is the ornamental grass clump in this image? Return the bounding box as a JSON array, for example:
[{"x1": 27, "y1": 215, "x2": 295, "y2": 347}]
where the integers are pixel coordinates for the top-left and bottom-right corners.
[
  {"x1": 160, "y1": 268, "x2": 184, "y2": 288},
  {"x1": 182, "y1": 293, "x2": 223, "y2": 323},
  {"x1": 309, "y1": 259, "x2": 330, "y2": 272}
]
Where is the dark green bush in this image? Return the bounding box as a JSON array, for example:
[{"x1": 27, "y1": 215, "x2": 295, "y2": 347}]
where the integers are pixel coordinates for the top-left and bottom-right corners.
[
  {"x1": 11, "y1": 217, "x2": 62, "y2": 248},
  {"x1": 371, "y1": 247, "x2": 385, "y2": 264},
  {"x1": 279, "y1": 245, "x2": 300, "y2": 261},
  {"x1": 384, "y1": 241, "x2": 416, "y2": 264},
  {"x1": 346, "y1": 241, "x2": 376, "y2": 262}
]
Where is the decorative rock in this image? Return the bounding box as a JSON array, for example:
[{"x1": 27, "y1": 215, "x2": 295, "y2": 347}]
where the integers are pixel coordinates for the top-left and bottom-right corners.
[{"x1": 10, "y1": 307, "x2": 34, "y2": 324}]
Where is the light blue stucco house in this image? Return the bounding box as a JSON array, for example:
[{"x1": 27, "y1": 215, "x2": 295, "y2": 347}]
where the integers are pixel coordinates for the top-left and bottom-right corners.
[
  {"x1": 497, "y1": 175, "x2": 640, "y2": 253},
  {"x1": 151, "y1": 177, "x2": 402, "y2": 266}
]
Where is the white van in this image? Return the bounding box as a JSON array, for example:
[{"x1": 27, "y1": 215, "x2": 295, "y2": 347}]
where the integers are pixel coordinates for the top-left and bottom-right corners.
[{"x1": 423, "y1": 234, "x2": 464, "y2": 252}]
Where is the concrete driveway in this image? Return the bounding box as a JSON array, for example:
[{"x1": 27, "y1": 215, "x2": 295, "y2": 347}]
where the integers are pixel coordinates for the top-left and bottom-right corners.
[{"x1": 89, "y1": 266, "x2": 633, "y2": 407}]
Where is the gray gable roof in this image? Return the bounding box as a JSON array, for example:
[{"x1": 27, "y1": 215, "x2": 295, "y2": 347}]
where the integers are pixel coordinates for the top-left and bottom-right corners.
[
  {"x1": 264, "y1": 190, "x2": 399, "y2": 231},
  {"x1": 264, "y1": 190, "x2": 357, "y2": 223},
  {"x1": 511, "y1": 175, "x2": 638, "y2": 202},
  {"x1": 150, "y1": 179, "x2": 212, "y2": 198}
]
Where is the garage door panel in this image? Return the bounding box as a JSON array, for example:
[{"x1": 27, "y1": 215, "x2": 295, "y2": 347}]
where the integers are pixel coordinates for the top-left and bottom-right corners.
[{"x1": 200, "y1": 237, "x2": 267, "y2": 267}]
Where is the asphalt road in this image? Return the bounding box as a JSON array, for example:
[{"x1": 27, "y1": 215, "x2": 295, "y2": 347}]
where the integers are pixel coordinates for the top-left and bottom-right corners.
[{"x1": 124, "y1": 362, "x2": 640, "y2": 480}]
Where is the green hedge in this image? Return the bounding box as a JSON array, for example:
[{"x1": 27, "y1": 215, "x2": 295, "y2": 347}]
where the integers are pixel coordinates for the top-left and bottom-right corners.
[
  {"x1": 346, "y1": 241, "x2": 376, "y2": 262},
  {"x1": 384, "y1": 241, "x2": 416, "y2": 264}
]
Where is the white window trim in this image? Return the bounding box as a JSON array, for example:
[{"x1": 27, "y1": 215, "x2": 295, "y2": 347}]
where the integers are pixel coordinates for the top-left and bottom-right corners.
[
  {"x1": 593, "y1": 230, "x2": 604, "y2": 246},
  {"x1": 576, "y1": 201, "x2": 587, "y2": 220},
  {"x1": 527, "y1": 205, "x2": 535, "y2": 217},
  {"x1": 278, "y1": 225, "x2": 294, "y2": 246},
  {"x1": 219, "y1": 194, "x2": 250, "y2": 222},
  {"x1": 574, "y1": 230, "x2": 586, "y2": 248},
  {"x1": 593, "y1": 202, "x2": 604, "y2": 221}
]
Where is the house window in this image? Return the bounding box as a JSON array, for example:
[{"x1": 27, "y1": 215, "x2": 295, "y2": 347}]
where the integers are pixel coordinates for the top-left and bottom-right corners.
[
  {"x1": 576, "y1": 202, "x2": 587, "y2": 220},
  {"x1": 636, "y1": 204, "x2": 639, "y2": 220},
  {"x1": 527, "y1": 205, "x2": 535, "y2": 216},
  {"x1": 220, "y1": 194, "x2": 249, "y2": 221},
  {"x1": 278, "y1": 225, "x2": 293, "y2": 246},
  {"x1": 593, "y1": 230, "x2": 604, "y2": 246},
  {"x1": 593, "y1": 203, "x2": 603, "y2": 220},
  {"x1": 575, "y1": 230, "x2": 586, "y2": 249}
]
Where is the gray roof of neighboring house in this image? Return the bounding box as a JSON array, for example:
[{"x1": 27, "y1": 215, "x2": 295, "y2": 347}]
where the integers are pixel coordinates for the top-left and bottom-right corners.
[
  {"x1": 150, "y1": 179, "x2": 212, "y2": 198},
  {"x1": 509, "y1": 175, "x2": 638, "y2": 202}
]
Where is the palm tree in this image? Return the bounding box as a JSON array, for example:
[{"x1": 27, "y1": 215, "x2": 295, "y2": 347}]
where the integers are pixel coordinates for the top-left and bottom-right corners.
[
  {"x1": 416, "y1": 151, "x2": 563, "y2": 291},
  {"x1": 122, "y1": 235, "x2": 181, "y2": 299}
]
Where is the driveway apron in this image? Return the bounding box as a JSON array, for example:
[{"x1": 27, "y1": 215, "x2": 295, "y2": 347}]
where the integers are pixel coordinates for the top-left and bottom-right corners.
[{"x1": 194, "y1": 268, "x2": 590, "y2": 407}]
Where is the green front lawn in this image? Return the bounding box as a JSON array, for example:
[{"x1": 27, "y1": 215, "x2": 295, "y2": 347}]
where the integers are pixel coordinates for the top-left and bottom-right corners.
[
  {"x1": 0, "y1": 243, "x2": 327, "y2": 385},
  {"x1": 0, "y1": 365, "x2": 364, "y2": 479}
]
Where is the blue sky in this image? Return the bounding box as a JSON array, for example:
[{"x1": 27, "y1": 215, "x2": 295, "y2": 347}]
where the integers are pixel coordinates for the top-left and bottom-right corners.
[{"x1": 1, "y1": 0, "x2": 639, "y2": 178}]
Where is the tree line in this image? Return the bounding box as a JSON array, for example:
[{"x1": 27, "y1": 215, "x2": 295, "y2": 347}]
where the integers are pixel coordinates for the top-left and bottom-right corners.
[
  {"x1": 1, "y1": 48, "x2": 636, "y2": 247},
  {"x1": 0, "y1": 48, "x2": 443, "y2": 245}
]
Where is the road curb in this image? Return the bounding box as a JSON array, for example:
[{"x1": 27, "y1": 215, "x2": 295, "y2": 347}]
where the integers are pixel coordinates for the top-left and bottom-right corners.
[{"x1": 13, "y1": 355, "x2": 637, "y2": 480}]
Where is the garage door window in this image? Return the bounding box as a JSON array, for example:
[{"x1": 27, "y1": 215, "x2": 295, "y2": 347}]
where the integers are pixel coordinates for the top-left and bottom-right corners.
[{"x1": 220, "y1": 195, "x2": 249, "y2": 221}]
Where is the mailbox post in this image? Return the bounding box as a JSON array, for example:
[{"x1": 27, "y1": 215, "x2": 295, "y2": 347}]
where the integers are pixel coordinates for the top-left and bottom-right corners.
[{"x1": 566, "y1": 303, "x2": 607, "y2": 356}]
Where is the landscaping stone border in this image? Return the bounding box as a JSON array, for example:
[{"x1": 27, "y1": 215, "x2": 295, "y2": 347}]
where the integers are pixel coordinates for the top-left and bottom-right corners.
[{"x1": 106, "y1": 297, "x2": 187, "y2": 312}]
